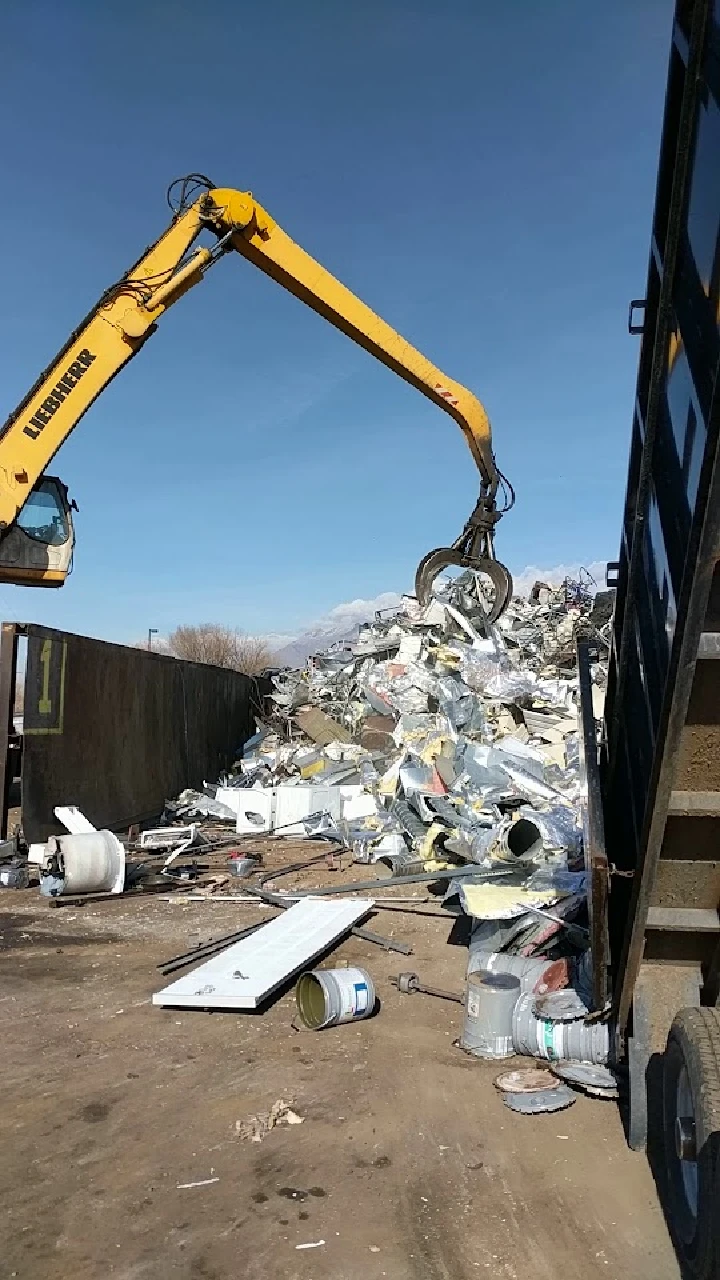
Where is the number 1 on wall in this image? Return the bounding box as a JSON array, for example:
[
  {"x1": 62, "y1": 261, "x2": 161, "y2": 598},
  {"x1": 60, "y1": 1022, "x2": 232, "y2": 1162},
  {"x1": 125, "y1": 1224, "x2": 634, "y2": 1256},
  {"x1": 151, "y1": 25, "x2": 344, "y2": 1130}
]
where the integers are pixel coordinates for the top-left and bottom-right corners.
[{"x1": 39, "y1": 638, "x2": 53, "y2": 715}]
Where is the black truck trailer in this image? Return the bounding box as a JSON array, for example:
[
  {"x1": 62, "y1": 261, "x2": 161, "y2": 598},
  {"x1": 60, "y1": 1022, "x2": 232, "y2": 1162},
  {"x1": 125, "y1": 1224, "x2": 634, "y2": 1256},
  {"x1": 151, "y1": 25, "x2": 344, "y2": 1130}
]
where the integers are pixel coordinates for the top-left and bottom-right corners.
[{"x1": 581, "y1": 1, "x2": 720, "y2": 1274}]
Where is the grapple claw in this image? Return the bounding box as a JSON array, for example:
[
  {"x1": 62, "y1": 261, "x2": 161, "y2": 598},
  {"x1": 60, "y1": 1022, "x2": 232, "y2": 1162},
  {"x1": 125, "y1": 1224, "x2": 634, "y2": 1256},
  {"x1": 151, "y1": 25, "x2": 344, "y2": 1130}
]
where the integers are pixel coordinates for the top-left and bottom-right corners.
[
  {"x1": 415, "y1": 492, "x2": 513, "y2": 621},
  {"x1": 415, "y1": 548, "x2": 513, "y2": 622}
]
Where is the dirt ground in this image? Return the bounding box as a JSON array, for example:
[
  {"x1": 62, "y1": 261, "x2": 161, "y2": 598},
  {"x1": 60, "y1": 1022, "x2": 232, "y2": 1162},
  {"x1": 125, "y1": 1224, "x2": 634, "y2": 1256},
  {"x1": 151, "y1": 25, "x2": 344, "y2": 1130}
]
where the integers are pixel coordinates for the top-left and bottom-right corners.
[{"x1": 0, "y1": 844, "x2": 681, "y2": 1280}]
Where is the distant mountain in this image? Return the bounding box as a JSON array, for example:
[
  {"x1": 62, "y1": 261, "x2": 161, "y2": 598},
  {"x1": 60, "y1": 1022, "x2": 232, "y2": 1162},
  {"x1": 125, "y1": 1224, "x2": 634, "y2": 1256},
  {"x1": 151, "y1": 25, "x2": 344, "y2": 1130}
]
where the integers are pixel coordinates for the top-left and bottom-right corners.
[{"x1": 265, "y1": 591, "x2": 405, "y2": 667}]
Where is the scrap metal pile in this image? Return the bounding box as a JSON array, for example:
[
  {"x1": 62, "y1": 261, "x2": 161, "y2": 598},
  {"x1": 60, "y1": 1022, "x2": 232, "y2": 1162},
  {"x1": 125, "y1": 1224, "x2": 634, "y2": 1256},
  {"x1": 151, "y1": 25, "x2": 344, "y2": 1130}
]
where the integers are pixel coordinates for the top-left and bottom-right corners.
[
  {"x1": 147, "y1": 570, "x2": 621, "y2": 1101},
  {"x1": 213, "y1": 571, "x2": 611, "y2": 971}
]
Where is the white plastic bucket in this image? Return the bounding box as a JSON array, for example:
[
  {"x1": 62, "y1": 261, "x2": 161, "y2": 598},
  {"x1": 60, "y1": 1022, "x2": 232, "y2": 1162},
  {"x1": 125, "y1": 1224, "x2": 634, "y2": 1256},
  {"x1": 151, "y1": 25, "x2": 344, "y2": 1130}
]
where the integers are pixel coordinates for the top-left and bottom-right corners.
[{"x1": 296, "y1": 966, "x2": 375, "y2": 1030}]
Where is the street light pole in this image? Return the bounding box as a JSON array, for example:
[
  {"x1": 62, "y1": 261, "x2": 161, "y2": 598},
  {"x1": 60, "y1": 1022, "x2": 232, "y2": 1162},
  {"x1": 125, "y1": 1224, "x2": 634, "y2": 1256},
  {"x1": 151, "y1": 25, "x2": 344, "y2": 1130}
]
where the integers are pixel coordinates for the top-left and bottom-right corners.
[{"x1": 148, "y1": 627, "x2": 158, "y2": 652}]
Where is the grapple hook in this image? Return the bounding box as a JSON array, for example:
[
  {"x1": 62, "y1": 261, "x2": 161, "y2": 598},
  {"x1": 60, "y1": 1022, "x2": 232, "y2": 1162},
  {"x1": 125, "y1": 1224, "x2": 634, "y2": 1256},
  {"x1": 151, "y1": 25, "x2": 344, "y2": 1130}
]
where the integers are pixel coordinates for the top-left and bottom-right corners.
[{"x1": 414, "y1": 495, "x2": 513, "y2": 622}]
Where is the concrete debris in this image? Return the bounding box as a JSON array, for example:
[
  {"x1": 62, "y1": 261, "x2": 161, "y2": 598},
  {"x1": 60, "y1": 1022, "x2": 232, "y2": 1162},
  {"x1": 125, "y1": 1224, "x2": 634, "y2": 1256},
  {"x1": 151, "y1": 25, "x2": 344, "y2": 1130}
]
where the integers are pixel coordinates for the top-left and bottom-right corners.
[
  {"x1": 550, "y1": 1061, "x2": 619, "y2": 1099},
  {"x1": 234, "y1": 1099, "x2": 304, "y2": 1142},
  {"x1": 502, "y1": 1084, "x2": 577, "y2": 1114}
]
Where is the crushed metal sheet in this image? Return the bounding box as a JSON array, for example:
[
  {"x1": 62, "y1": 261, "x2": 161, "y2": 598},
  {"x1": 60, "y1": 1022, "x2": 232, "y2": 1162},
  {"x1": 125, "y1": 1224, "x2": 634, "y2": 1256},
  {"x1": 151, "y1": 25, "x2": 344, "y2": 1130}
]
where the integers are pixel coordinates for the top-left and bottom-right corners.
[
  {"x1": 152, "y1": 896, "x2": 374, "y2": 1010},
  {"x1": 450, "y1": 879, "x2": 573, "y2": 921},
  {"x1": 551, "y1": 1061, "x2": 620, "y2": 1098},
  {"x1": 167, "y1": 789, "x2": 237, "y2": 822},
  {"x1": 533, "y1": 988, "x2": 590, "y2": 1022},
  {"x1": 502, "y1": 1084, "x2": 577, "y2": 1114}
]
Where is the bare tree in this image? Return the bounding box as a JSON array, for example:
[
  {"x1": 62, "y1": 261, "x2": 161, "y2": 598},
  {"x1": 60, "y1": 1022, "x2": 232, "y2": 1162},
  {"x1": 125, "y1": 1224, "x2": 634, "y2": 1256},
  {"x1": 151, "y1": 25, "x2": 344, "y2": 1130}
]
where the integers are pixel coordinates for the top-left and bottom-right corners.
[
  {"x1": 167, "y1": 624, "x2": 275, "y2": 675},
  {"x1": 232, "y1": 634, "x2": 277, "y2": 675}
]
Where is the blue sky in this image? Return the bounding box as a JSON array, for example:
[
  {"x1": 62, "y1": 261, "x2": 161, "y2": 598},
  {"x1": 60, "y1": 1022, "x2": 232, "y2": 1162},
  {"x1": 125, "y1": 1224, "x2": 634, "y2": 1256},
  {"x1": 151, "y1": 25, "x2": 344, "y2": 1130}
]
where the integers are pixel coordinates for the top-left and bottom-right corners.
[{"x1": 0, "y1": 0, "x2": 672, "y2": 642}]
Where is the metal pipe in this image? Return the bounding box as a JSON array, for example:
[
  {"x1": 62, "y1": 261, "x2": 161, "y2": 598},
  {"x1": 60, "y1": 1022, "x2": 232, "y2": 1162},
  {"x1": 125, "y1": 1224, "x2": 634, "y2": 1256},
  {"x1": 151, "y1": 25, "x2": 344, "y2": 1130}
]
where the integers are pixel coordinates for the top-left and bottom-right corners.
[
  {"x1": 242, "y1": 864, "x2": 514, "y2": 900},
  {"x1": 352, "y1": 926, "x2": 412, "y2": 956},
  {"x1": 156, "y1": 919, "x2": 271, "y2": 970},
  {"x1": 390, "y1": 971, "x2": 463, "y2": 1004},
  {"x1": 158, "y1": 921, "x2": 267, "y2": 975}
]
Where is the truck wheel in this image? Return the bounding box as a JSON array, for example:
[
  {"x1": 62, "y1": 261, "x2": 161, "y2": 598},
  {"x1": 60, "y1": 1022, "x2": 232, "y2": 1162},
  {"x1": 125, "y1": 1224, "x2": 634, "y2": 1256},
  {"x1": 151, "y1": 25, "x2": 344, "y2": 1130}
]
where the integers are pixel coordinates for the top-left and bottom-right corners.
[{"x1": 663, "y1": 1009, "x2": 720, "y2": 1279}]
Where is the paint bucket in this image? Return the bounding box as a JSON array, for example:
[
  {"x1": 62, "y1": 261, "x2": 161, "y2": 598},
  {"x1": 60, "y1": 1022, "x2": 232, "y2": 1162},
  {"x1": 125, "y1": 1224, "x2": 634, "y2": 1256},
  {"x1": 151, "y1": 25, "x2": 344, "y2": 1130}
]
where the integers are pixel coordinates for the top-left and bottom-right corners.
[
  {"x1": 296, "y1": 966, "x2": 375, "y2": 1030},
  {"x1": 511, "y1": 992, "x2": 610, "y2": 1064},
  {"x1": 467, "y1": 949, "x2": 571, "y2": 995},
  {"x1": 460, "y1": 971, "x2": 520, "y2": 1059}
]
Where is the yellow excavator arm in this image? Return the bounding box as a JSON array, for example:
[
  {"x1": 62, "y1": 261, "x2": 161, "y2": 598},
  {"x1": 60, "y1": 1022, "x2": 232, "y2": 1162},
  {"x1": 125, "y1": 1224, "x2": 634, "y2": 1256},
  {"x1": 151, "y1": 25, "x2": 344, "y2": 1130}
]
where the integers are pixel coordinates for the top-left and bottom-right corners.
[{"x1": 0, "y1": 174, "x2": 513, "y2": 613}]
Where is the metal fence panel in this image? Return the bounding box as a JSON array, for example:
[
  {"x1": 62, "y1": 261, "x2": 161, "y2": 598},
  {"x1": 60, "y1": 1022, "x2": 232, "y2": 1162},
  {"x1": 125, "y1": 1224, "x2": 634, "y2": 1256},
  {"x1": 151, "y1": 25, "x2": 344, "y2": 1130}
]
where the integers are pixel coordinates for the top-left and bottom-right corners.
[{"x1": 19, "y1": 624, "x2": 259, "y2": 843}]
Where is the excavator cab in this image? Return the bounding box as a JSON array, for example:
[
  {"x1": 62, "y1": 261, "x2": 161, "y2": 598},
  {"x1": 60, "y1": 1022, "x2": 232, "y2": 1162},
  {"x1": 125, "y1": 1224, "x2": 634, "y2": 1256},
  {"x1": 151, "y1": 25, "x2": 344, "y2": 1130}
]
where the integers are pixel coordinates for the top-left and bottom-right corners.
[{"x1": 0, "y1": 477, "x2": 74, "y2": 587}]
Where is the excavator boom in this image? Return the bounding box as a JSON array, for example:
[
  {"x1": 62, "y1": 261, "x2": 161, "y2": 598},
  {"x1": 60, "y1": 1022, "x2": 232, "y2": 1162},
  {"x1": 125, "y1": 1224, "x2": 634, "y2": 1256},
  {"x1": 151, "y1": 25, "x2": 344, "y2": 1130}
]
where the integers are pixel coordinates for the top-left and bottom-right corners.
[{"x1": 0, "y1": 175, "x2": 513, "y2": 612}]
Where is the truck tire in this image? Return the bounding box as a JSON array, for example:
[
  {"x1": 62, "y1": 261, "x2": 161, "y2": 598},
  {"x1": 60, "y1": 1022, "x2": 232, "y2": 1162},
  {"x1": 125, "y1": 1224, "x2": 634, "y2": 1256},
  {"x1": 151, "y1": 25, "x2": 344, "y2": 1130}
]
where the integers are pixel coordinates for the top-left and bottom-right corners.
[{"x1": 663, "y1": 1009, "x2": 720, "y2": 1279}]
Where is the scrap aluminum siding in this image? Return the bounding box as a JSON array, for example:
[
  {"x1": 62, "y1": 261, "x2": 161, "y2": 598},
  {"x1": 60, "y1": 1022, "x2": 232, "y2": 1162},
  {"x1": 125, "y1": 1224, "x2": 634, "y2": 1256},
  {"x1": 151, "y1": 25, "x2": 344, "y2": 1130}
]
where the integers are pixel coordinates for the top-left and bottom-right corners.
[{"x1": 152, "y1": 896, "x2": 375, "y2": 1010}]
